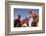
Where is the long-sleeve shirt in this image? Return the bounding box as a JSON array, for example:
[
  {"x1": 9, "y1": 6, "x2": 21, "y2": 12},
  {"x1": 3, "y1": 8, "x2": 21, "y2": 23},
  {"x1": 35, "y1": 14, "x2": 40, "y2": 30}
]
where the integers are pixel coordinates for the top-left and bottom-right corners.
[{"x1": 29, "y1": 17, "x2": 33, "y2": 27}]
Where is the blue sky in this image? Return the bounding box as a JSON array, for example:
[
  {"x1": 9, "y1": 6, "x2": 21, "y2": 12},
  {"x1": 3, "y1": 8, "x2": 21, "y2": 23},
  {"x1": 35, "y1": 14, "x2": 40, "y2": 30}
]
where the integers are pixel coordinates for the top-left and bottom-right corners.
[{"x1": 14, "y1": 8, "x2": 39, "y2": 19}]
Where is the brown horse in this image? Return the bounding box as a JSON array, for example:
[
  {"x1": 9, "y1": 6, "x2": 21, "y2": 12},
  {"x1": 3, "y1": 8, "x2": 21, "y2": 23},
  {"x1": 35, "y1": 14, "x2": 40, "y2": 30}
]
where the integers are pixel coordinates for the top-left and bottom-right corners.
[
  {"x1": 15, "y1": 18, "x2": 29, "y2": 27},
  {"x1": 31, "y1": 15, "x2": 39, "y2": 27},
  {"x1": 15, "y1": 16, "x2": 39, "y2": 27}
]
